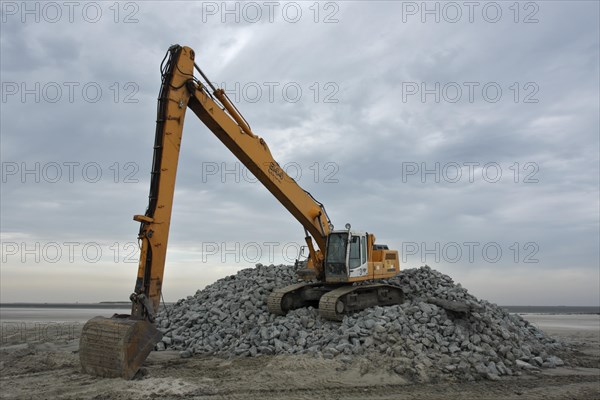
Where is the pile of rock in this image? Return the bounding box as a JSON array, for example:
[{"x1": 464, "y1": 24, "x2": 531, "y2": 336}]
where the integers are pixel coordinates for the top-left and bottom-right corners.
[{"x1": 155, "y1": 264, "x2": 565, "y2": 381}]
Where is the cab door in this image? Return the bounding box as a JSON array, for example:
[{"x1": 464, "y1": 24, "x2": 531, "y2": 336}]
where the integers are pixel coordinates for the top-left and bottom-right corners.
[{"x1": 348, "y1": 234, "x2": 369, "y2": 278}]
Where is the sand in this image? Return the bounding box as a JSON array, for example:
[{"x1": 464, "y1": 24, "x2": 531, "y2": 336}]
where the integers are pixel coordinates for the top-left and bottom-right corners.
[{"x1": 0, "y1": 313, "x2": 598, "y2": 399}]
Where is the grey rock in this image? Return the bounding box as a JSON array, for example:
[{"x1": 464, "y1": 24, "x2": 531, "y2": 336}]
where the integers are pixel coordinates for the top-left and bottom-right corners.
[
  {"x1": 474, "y1": 363, "x2": 488, "y2": 376},
  {"x1": 546, "y1": 356, "x2": 564, "y2": 367},
  {"x1": 180, "y1": 350, "x2": 192, "y2": 358},
  {"x1": 487, "y1": 361, "x2": 499, "y2": 376},
  {"x1": 155, "y1": 263, "x2": 567, "y2": 382},
  {"x1": 531, "y1": 356, "x2": 543, "y2": 366},
  {"x1": 486, "y1": 372, "x2": 501, "y2": 381},
  {"x1": 515, "y1": 360, "x2": 538, "y2": 370},
  {"x1": 448, "y1": 344, "x2": 460, "y2": 353}
]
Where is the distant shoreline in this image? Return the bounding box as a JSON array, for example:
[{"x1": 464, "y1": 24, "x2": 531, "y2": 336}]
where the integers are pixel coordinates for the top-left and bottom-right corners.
[
  {"x1": 0, "y1": 303, "x2": 597, "y2": 314},
  {"x1": 1, "y1": 303, "x2": 132, "y2": 309},
  {"x1": 501, "y1": 305, "x2": 600, "y2": 315}
]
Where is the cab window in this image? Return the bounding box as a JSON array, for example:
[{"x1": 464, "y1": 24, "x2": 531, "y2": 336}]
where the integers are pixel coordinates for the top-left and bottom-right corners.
[
  {"x1": 361, "y1": 236, "x2": 367, "y2": 264},
  {"x1": 349, "y1": 236, "x2": 361, "y2": 269}
]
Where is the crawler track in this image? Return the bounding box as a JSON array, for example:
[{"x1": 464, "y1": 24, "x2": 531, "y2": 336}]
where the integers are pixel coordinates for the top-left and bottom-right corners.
[
  {"x1": 319, "y1": 284, "x2": 405, "y2": 321},
  {"x1": 267, "y1": 282, "x2": 318, "y2": 315},
  {"x1": 269, "y1": 283, "x2": 404, "y2": 321}
]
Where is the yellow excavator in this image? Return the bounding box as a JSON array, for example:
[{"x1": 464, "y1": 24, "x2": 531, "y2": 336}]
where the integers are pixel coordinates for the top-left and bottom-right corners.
[{"x1": 79, "y1": 45, "x2": 404, "y2": 379}]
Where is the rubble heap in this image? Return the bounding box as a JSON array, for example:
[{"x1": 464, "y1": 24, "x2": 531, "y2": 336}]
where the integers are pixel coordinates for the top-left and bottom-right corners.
[{"x1": 156, "y1": 264, "x2": 565, "y2": 381}]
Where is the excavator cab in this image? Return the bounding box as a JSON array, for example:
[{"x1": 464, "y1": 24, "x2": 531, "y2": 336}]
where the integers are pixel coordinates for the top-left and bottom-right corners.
[{"x1": 325, "y1": 231, "x2": 369, "y2": 280}]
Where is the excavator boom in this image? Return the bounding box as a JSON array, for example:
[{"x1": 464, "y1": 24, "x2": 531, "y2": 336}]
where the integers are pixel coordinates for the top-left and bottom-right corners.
[
  {"x1": 80, "y1": 44, "x2": 402, "y2": 379},
  {"x1": 79, "y1": 45, "x2": 334, "y2": 378}
]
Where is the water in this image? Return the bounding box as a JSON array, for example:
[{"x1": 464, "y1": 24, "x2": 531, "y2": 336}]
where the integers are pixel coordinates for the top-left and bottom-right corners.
[
  {"x1": 524, "y1": 313, "x2": 600, "y2": 331},
  {"x1": 0, "y1": 305, "x2": 597, "y2": 324},
  {"x1": 0, "y1": 308, "x2": 130, "y2": 344},
  {"x1": 0, "y1": 307, "x2": 128, "y2": 323},
  {"x1": 503, "y1": 306, "x2": 599, "y2": 314}
]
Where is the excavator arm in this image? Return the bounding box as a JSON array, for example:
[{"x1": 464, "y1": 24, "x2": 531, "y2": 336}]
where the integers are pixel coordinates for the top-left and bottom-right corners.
[
  {"x1": 185, "y1": 49, "x2": 333, "y2": 277},
  {"x1": 80, "y1": 44, "x2": 332, "y2": 378}
]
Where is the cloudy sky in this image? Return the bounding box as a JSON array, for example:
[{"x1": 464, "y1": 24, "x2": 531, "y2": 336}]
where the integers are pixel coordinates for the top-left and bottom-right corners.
[{"x1": 1, "y1": 1, "x2": 598, "y2": 306}]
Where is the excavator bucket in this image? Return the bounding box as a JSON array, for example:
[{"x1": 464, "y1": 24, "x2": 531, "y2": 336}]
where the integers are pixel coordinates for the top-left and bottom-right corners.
[{"x1": 79, "y1": 315, "x2": 162, "y2": 379}]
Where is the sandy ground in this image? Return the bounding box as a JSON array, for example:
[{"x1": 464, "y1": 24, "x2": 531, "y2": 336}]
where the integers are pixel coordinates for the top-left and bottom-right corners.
[{"x1": 0, "y1": 314, "x2": 598, "y2": 400}]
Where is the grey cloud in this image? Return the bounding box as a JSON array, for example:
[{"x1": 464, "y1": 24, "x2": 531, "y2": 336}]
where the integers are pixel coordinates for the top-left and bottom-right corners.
[{"x1": 1, "y1": 1, "x2": 598, "y2": 305}]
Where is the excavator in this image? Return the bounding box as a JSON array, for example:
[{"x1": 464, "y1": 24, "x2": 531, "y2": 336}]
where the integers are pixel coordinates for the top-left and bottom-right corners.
[{"x1": 79, "y1": 45, "x2": 404, "y2": 379}]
